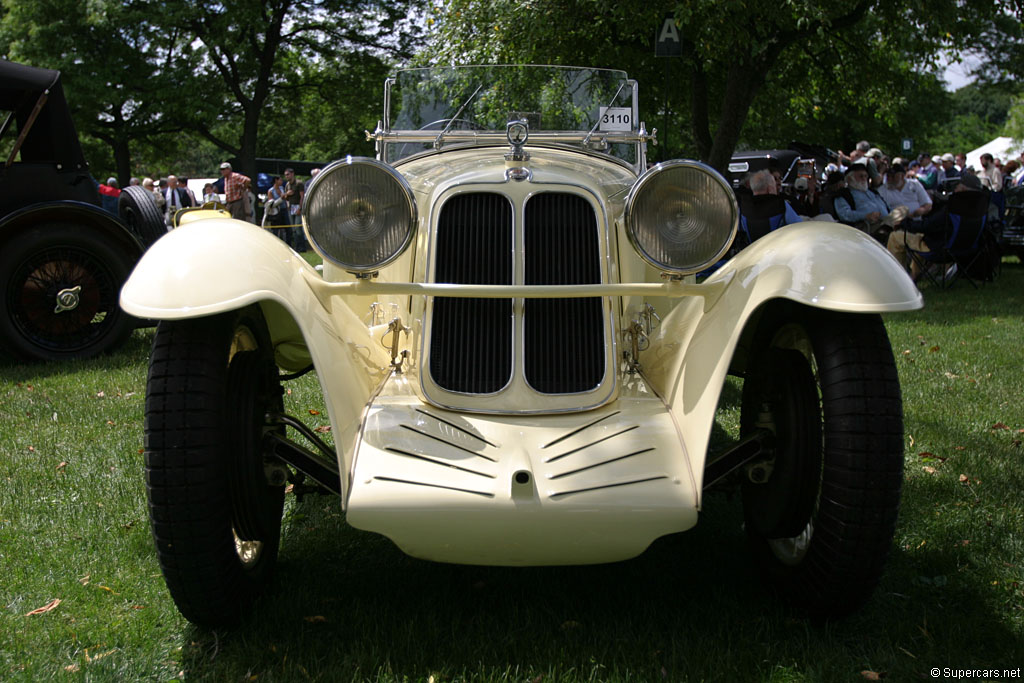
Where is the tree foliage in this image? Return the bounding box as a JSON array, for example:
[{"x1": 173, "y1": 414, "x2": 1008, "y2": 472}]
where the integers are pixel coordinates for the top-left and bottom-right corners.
[
  {"x1": 150, "y1": 0, "x2": 422, "y2": 178},
  {"x1": 1, "y1": 0, "x2": 185, "y2": 184},
  {"x1": 1, "y1": 0, "x2": 423, "y2": 181},
  {"x1": 423, "y1": 0, "x2": 1024, "y2": 171}
]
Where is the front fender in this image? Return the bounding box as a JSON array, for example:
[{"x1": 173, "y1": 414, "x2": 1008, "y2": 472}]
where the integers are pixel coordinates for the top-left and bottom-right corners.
[
  {"x1": 705, "y1": 220, "x2": 923, "y2": 313},
  {"x1": 120, "y1": 217, "x2": 391, "y2": 503},
  {"x1": 644, "y1": 221, "x2": 922, "y2": 504},
  {"x1": 120, "y1": 217, "x2": 310, "y2": 320}
]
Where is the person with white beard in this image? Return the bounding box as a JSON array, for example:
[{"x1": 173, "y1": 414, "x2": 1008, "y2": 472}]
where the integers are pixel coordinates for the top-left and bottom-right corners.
[
  {"x1": 834, "y1": 163, "x2": 890, "y2": 223},
  {"x1": 834, "y1": 162, "x2": 909, "y2": 238}
]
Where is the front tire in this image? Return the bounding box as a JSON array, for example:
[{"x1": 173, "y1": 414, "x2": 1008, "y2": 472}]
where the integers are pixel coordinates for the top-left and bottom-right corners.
[
  {"x1": 740, "y1": 307, "x2": 904, "y2": 617},
  {"x1": 145, "y1": 305, "x2": 286, "y2": 627}
]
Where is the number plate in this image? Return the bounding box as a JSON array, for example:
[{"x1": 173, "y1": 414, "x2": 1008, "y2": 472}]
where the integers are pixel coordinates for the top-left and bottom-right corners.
[{"x1": 599, "y1": 107, "x2": 632, "y2": 132}]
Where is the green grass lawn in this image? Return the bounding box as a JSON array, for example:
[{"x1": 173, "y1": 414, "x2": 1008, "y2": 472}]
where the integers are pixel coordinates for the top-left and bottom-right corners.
[{"x1": 1, "y1": 262, "x2": 1022, "y2": 682}]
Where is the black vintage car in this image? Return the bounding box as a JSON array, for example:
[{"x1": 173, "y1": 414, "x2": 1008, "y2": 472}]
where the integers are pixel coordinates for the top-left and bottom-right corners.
[
  {"x1": 0, "y1": 60, "x2": 163, "y2": 361},
  {"x1": 725, "y1": 142, "x2": 837, "y2": 192}
]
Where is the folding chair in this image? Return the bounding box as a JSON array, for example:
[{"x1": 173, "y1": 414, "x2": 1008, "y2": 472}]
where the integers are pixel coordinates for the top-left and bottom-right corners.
[
  {"x1": 736, "y1": 194, "x2": 788, "y2": 248},
  {"x1": 908, "y1": 190, "x2": 990, "y2": 289},
  {"x1": 696, "y1": 194, "x2": 788, "y2": 279}
]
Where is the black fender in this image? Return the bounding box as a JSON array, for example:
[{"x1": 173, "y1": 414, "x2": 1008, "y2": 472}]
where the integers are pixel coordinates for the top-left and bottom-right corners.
[{"x1": 0, "y1": 200, "x2": 144, "y2": 261}]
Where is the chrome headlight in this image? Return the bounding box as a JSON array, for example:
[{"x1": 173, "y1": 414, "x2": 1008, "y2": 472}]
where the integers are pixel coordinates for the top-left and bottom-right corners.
[
  {"x1": 303, "y1": 157, "x2": 417, "y2": 273},
  {"x1": 623, "y1": 160, "x2": 738, "y2": 274}
]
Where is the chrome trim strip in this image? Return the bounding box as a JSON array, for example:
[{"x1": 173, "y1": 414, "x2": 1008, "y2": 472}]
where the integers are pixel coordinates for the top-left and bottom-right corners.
[
  {"x1": 304, "y1": 273, "x2": 725, "y2": 301},
  {"x1": 550, "y1": 447, "x2": 656, "y2": 480},
  {"x1": 541, "y1": 411, "x2": 621, "y2": 449},
  {"x1": 399, "y1": 424, "x2": 498, "y2": 462},
  {"x1": 384, "y1": 447, "x2": 496, "y2": 479},
  {"x1": 373, "y1": 476, "x2": 494, "y2": 498},
  {"x1": 392, "y1": 142, "x2": 640, "y2": 174},
  {"x1": 544, "y1": 425, "x2": 641, "y2": 464},
  {"x1": 549, "y1": 475, "x2": 668, "y2": 499}
]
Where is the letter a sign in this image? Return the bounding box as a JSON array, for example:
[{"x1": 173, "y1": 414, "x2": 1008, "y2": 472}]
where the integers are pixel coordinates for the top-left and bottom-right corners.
[{"x1": 656, "y1": 14, "x2": 681, "y2": 57}]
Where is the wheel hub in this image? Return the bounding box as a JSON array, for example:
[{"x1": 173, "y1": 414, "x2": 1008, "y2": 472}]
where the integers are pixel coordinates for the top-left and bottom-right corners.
[{"x1": 54, "y1": 286, "x2": 81, "y2": 313}]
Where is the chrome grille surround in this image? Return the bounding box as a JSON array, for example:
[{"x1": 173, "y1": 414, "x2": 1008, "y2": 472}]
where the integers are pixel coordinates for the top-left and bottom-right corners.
[{"x1": 421, "y1": 183, "x2": 617, "y2": 414}]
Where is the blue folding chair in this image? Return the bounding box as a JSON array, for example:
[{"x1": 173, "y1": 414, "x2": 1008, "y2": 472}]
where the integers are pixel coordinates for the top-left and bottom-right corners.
[{"x1": 908, "y1": 190, "x2": 990, "y2": 289}]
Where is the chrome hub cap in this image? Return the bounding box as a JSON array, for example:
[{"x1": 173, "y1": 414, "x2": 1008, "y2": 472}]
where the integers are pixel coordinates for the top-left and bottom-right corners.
[{"x1": 54, "y1": 286, "x2": 82, "y2": 314}]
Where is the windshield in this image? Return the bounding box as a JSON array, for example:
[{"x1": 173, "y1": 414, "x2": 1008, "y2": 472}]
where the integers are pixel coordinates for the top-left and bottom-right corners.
[{"x1": 380, "y1": 65, "x2": 643, "y2": 167}]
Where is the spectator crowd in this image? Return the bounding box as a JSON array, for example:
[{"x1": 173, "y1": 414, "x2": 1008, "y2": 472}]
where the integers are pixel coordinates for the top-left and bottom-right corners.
[
  {"x1": 734, "y1": 139, "x2": 1024, "y2": 284},
  {"x1": 94, "y1": 163, "x2": 323, "y2": 253}
]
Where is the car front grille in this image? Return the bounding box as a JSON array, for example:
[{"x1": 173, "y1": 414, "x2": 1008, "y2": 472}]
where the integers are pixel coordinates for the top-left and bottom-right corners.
[
  {"x1": 429, "y1": 191, "x2": 604, "y2": 396},
  {"x1": 429, "y1": 193, "x2": 514, "y2": 394}
]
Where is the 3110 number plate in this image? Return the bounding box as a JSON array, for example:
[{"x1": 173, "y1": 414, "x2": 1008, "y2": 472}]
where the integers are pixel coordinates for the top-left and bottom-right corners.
[{"x1": 599, "y1": 107, "x2": 632, "y2": 132}]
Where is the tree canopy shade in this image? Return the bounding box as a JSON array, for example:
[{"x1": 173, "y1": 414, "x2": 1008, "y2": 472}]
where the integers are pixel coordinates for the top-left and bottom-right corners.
[{"x1": 423, "y1": 0, "x2": 1024, "y2": 172}]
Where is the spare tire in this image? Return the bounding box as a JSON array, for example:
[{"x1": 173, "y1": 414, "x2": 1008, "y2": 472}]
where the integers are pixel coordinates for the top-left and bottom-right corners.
[{"x1": 119, "y1": 185, "x2": 166, "y2": 248}]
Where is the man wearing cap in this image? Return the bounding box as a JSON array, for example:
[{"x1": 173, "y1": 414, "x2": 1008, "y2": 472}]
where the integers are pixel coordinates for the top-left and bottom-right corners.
[
  {"x1": 219, "y1": 162, "x2": 251, "y2": 221},
  {"x1": 834, "y1": 162, "x2": 896, "y2": 232},
  {"x1": 877, "y1": 163, "x2": 932, "y2": 218},
  {"x1": 863, "y1": 147, "x2": 884, "y2": 187},
  {"x1": 940, "y1": 153, "x2": 960, "y2": 182},
  {"x1": 885, "y1": 174, "x2": 984, "y2": 281},
  {"x1": 917, "y1": 155, "x2": 941, "y2": 191}
]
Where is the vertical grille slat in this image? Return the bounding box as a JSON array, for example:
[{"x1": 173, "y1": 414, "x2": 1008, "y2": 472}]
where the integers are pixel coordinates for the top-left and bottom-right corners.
[
  {"x1": 524, "y1": 193, "x2": 604, "y2": 394},
  {"x1": 430, "y1": 194, "x2": 513, "y2": 394}
]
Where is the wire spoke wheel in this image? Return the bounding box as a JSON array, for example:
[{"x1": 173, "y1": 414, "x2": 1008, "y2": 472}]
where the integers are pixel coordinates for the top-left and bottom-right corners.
[{"x1": 0, "y1": 223, "x2": 135, "y2": 360}]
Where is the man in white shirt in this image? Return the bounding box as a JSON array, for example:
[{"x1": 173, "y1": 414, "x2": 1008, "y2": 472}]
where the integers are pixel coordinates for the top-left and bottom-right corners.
[
  {"x1": 877, "y1": 163, "x2": 932, "y2": 218},
  {"x1": 163, "y1": 175, "x2": 192, "y2": 226}
]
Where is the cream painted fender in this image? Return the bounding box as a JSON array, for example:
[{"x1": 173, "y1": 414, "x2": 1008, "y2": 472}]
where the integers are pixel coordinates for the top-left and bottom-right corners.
[
  {"x1": 642, "y1": 221, "x2": 923, "y2": 504},
  {"x1": 120, "y1": 217, "x2": 392, "y2": 501}
]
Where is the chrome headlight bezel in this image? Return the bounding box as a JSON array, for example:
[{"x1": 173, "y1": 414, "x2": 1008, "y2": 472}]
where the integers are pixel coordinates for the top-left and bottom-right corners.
[
  {"x1": 623, "y1": 160, "x2": 738, "y2": 274},
  {"x1": 303, "y1": 156, "x2": 417, "y2": 273}
]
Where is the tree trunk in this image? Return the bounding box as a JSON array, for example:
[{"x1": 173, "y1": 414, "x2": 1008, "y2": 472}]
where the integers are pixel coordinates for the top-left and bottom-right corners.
[
  {"x1": 238, "y1": 105, "x2": 260, "y2": 181},
  {"x1": 689, "y1": 57, "x2": 713, "y2": 162},
  {"x1": 706, "y1": 50, "x2": 783, "y2": 173},
  {"x1": 112, "y1": 138, "x2": 132, "y2": 188}
]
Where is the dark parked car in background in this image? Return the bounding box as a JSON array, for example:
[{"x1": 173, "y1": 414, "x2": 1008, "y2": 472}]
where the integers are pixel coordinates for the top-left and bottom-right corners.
[{"x1": 0, "y1": 60, "x2": 162, "y2": 362}]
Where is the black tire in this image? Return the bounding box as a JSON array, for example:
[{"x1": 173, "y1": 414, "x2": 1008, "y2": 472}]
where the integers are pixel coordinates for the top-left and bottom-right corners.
[
  {"x1": 740, "y1": 307, "x2": 904, "y2": 618},
  {"x1": 119, "y1": 185, "x2": 166, "y2": 248},
  {"x1": 0, "y1": 223, "x2": 137, "y2": 361},
  {"x1": 145, "y1": 305, "x2": 287, "y2": 627}
]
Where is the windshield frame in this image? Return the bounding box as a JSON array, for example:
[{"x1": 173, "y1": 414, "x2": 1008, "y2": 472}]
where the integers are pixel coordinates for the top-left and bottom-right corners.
[{"x1": 369, "y1": 65, "x2": 653, "y2": 172}]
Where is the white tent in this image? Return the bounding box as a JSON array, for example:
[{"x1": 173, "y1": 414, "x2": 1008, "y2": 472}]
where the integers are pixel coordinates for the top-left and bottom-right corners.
[{"x1": 965, "y1": 136, "x2": 1023, "y2": 170}]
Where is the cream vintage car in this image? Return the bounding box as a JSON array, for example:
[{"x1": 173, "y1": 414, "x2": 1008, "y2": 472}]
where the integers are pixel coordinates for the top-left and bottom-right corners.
[{"x1": 121, "y1": 65, "x2": 923, "y2": 627}]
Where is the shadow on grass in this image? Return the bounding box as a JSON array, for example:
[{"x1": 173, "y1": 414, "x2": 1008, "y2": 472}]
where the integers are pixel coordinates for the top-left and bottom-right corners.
[
  {"x1": 176, "y1": 489, "x2": 1020, "y2": 680},
  {"x1": 0, "y1": 327, "x2": 155, "y2": 379}
]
